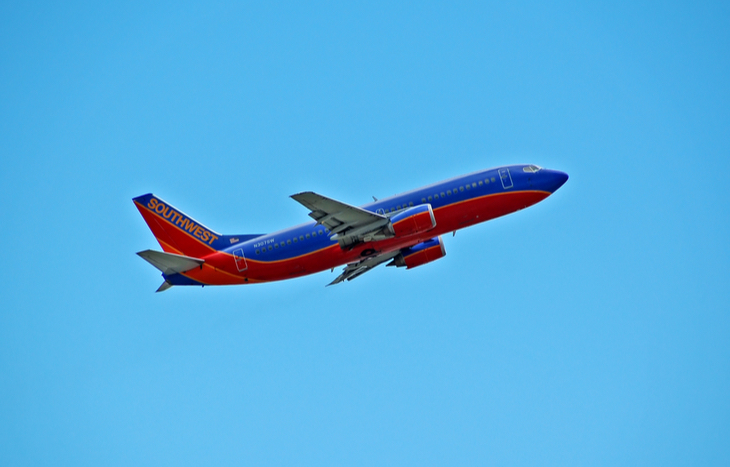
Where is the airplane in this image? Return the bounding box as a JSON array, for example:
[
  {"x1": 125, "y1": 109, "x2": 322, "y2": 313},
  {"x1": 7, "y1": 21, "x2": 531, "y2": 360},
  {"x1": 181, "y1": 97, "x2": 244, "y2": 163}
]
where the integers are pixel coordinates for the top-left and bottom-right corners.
[{"x1": 134, "y1": 164, "x2": 568, "y2": 291}]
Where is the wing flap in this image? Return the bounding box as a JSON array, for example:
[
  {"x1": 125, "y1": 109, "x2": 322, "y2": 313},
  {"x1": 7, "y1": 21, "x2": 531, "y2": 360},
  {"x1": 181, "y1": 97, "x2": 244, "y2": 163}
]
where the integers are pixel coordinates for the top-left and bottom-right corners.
[
  {"x1": 328, "y1": 250, "x2": 401, "y2": 286},
  {"x1": 291, "y1": 191, "x2": 387, "y2": 237}
]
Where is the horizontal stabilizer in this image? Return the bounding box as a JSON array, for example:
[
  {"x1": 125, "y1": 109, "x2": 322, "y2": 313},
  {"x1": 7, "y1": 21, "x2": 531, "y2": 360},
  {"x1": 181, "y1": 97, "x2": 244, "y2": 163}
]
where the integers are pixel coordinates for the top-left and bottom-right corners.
[{"x1": 137, "y1": 250, "x2": 204, "y2": 276}]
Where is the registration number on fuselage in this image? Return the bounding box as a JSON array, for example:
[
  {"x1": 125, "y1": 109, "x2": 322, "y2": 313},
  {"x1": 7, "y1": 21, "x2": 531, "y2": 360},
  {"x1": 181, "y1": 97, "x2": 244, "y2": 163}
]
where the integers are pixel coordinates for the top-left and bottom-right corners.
[{"x1": 253, "y1": 238, "x2": 276, "y2": 248}]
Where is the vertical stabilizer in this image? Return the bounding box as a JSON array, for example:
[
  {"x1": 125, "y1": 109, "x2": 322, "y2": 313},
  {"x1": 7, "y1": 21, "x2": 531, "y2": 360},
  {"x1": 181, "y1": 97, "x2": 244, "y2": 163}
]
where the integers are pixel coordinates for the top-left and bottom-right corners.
[{"x1": 132, "y1": 194, "x2": 263, "y2": 258}]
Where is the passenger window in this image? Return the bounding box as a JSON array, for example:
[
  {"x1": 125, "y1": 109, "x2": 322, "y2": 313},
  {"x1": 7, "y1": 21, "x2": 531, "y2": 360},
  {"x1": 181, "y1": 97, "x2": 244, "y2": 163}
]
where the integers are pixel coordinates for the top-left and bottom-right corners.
[
  {"x1": 428, "y1": 196, "x2": 433, "y2": 201},
  {"x1": 287, "y1": 239, "x2": 292, "y2": 245},
  {"x1": 491, "y1": 177, "x2": 496, "y2": 182},
  {"x1": 459, "y1": 186, "x2": 464, "y2": 192},
  {"x1": 293, "y1": 237, "x2": 298, "y2": 243},
  {"x1": 440, "y1": 192, "x2": 445, "y2": 197},
  {"x1": 268, "y1": 245, "x2": 273, "y2": 251},
  {"x1": 478, "y1": 180, "x2": 483, "y2": 186},
  {"x1": 390, "y1": 207, "x2": 395, "y2": 212},
  {"x1": 280, "y1": 242, "x2": 285, "y2": 247},
  {"x1": 306, "y1": 233, "x2": 311, "y2": 239},
  {"x1": 472, "y1": 183, "x2": 477, "y2": 188},
  {"x1": 421, "y1": 198, "x2": 426, "y2": 203},
  {"x1": 465, "y1": 184, "x2": 470, "y2": 190},
  {"x1": 256, "y1": 249, "x2": 260, "y2": 254},
  {"x1": 274, "y1": 243, "x2": 279, "y2": 249},
  {"x1": 447, "y1": 190, "x2": 452, "y2": 195},
  {"x1": 409, "y1": 202, "x2": 414, "y2": 207},
  {"x1": 396, "y1": 205, "x2": 401, "y2": 210},
  {"x1": 434, "y1": 194, "x2": 439, "y2": 200},
  {"x1": 299, "y1": 235, "x2": 304, "y2": 241}
]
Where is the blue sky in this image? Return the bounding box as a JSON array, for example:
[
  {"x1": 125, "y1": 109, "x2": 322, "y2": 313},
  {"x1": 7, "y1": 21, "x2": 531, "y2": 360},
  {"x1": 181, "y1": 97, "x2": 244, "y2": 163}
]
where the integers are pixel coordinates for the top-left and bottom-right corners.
[{"x1": 1, "y1": 2, "x2": 728, "y2": 465}]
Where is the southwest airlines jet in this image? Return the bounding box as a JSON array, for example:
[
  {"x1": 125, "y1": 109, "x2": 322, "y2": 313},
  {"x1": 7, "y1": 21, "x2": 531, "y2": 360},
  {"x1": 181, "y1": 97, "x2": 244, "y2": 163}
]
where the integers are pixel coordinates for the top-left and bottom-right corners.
[{"x1": 134, "y1": 164, "x2": 568, "y2": 291}]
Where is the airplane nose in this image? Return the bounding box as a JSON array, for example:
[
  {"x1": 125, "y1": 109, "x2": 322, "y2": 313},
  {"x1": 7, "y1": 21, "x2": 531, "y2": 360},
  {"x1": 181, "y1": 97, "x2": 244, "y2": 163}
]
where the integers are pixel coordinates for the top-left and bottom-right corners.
[{"x1": 544, "y1": 170, "x2": 569, "y2": 193}]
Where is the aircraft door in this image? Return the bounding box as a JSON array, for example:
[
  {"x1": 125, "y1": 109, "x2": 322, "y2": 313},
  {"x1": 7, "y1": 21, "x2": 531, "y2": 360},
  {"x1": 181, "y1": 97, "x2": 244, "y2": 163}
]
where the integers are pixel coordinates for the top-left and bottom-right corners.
[
  {"x1": 499, "y1": 168, "x2": 513, "y2": 189},
  {"x1": 233, "y1": 248, "x2": 248, "y2": 272}
]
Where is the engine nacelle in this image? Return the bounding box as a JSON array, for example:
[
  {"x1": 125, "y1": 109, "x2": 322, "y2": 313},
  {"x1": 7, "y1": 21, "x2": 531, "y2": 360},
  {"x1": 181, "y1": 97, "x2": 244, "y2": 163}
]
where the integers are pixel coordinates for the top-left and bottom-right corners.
[
  {"x1": 389, "y1": 236, "x2": 446, "y2": 269},
  {"x1": 388, "y1": 204, "x2": 436, "y2": 238}
]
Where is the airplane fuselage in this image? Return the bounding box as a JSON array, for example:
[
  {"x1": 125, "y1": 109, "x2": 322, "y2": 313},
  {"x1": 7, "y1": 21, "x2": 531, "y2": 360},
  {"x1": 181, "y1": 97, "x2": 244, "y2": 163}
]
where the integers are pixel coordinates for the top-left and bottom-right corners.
[{"x1": 134, "y1": 164, "x2": 568, "y2": 288}]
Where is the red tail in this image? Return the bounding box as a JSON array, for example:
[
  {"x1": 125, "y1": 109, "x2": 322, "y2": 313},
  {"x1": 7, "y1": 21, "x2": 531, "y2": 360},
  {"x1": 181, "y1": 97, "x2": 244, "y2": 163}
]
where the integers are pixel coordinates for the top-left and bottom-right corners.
[{"x1": 133, "y1": 193, "x2": 226, "y2": 258}]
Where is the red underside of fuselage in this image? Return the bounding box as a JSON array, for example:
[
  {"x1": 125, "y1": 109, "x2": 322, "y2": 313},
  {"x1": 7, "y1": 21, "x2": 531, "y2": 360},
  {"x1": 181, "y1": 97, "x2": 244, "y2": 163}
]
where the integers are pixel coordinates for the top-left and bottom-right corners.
[{"x1": 172, "y1": 190, "x2": 550, "y2": 285}]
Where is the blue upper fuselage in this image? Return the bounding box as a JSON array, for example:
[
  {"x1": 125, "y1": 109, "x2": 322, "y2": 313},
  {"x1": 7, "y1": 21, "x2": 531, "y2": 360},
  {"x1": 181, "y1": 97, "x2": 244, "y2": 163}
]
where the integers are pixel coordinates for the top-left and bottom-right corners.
[{"x1": 227, "y1": 165, "x2": 568, "y2": 262}]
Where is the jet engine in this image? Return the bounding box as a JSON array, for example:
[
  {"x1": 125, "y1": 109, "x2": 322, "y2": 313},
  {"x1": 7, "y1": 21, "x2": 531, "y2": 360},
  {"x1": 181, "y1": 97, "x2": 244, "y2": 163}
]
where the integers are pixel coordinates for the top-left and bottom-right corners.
[
  {"x1": 387, "y1": 204, "x2": 436, "y2": 238},
  {"x1": 388, "y1": 236, "x2": 446, "y2": 269}
]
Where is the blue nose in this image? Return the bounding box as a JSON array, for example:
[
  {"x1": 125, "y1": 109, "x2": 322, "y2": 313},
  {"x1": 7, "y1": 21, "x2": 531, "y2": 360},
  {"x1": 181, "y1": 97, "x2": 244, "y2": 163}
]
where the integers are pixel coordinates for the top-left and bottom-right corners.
[{"x1": 543, "y1": 170, "x2": 569, "y2": 193}]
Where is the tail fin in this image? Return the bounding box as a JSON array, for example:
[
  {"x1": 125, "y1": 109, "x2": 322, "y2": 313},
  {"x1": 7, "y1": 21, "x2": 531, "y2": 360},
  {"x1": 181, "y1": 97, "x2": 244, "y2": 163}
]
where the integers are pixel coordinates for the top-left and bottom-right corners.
[{"x1": 133, "y1": 193, "x2": 262, "y2": 257}]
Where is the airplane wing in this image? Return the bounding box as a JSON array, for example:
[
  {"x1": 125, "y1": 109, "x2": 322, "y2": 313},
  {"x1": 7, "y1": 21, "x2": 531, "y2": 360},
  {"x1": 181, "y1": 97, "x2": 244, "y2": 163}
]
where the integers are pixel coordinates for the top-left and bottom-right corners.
[
  {"x1": 291, "y1": 191, "x2": 391, "y2": 243},
  {"x1": 327, "y1": 250, "x2": 402, "y2": 286}
]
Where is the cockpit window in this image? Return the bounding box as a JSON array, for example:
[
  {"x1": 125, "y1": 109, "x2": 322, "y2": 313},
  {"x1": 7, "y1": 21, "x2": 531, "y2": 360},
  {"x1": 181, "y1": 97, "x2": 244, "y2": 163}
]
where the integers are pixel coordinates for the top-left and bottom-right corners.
[{"x1": 523, "y1": 165, "x2": 543, "y2": 173}]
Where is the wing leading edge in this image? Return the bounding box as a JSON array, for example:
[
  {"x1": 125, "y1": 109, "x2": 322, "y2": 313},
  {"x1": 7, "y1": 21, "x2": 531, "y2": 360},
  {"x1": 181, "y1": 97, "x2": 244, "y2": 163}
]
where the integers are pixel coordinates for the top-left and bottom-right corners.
[{"x1": 291, "y1": 191, "x2": 392, "y2": 248}]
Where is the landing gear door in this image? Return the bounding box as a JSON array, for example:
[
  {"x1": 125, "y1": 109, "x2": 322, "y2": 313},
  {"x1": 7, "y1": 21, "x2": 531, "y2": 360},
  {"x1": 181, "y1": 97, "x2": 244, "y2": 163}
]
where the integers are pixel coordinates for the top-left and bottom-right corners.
[
  {"x1": 233, "y1": 248, "x2": 248, "y2": 272},
  {"x1": 499, "y1": 168, "x2": 513, "y2": 189}
]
